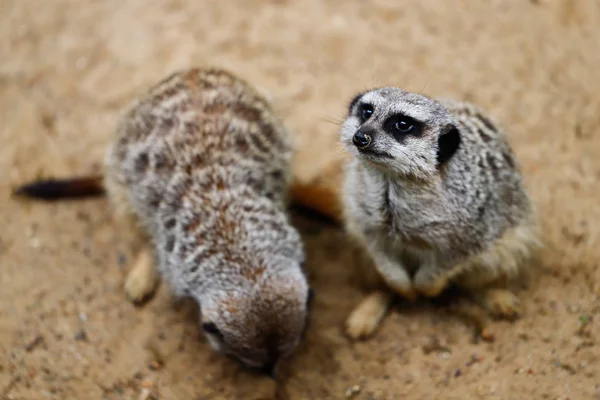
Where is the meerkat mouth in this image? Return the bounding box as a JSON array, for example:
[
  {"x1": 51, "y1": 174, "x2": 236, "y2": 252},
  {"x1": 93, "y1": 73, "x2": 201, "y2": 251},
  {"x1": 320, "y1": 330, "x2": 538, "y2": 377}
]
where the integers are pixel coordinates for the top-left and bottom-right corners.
[{"x1": 357, "y1": 147, "x2": 394, "y2": 160}]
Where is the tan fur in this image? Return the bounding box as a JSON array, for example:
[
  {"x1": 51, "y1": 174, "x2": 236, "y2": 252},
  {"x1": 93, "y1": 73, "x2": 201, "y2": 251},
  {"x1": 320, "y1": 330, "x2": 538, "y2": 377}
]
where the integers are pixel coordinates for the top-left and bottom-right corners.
[
  {"x1": 124, "y1": 248, "x2": 159, "y2": 304},
  {"x1": 345, "y1": 291, "x2": 394, "y2": 340}
]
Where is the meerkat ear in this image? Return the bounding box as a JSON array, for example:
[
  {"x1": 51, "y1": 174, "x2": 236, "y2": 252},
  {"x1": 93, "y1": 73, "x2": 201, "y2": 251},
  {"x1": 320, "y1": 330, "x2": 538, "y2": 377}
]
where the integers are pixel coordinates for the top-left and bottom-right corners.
[
  {"x1": 437, "y1": 124, "x2": 461, "y2": 166},
  {"x1": 348, "y1": 92, "x2": 365, "y2": 113}
]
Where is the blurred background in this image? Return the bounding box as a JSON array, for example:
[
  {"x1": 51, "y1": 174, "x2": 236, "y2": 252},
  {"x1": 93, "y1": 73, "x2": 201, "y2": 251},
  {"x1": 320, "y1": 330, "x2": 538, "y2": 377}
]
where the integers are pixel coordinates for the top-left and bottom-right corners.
[{"x1": 1, "y1": 1, "x2": 599, "y2": 399}]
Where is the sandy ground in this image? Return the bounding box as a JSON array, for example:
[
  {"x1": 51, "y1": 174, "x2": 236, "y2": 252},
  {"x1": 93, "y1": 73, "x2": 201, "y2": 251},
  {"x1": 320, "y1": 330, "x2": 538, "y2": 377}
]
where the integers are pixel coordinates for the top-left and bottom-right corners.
[{"x1": 2, "y1": 0, "x2": 600, "y2": 399}]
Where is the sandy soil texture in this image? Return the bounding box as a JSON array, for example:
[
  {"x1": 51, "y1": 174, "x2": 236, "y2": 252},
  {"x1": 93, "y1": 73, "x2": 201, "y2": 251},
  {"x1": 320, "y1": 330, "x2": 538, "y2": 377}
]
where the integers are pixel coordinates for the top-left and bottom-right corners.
[{"x1": 1, "y1": 1, "x2": 600, "y2": 399}]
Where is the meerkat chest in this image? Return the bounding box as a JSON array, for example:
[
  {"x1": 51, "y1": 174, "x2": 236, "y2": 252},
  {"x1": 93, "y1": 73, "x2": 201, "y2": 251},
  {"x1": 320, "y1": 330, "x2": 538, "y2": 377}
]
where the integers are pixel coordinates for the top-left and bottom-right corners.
[
  {"x1": 346, "y1": 164, "x2": 457, "y2": 247},
  {"x1": 344, "y1": 164, "x2": 390, "y2": 230},
  {"x1": 387, "y1": 191, "x2": 447, "y2": 244}
]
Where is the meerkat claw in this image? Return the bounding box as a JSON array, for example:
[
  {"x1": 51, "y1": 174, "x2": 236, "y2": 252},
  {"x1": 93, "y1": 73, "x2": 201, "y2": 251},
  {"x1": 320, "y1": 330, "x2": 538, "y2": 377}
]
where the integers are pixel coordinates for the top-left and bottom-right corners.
[
  {"x1": 345, "y1": 291, "x2": 393, "y2": 340},
  {"x1": 124, "y1": 249, "x2": 159, "y2": 305}
]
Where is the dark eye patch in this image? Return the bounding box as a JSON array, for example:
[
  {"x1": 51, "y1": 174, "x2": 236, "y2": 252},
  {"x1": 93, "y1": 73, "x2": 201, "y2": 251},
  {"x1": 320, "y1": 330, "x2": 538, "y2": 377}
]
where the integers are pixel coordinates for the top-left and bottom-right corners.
[
  {"x1": 202, "y1": 322, "x2": 223, "y2": 338},
  {"x1": 383, "y1": 113, "x2": 423, "y2": 141},
  {"x1": 357, "y1": 103, "x2": 374, "y2": 123}
]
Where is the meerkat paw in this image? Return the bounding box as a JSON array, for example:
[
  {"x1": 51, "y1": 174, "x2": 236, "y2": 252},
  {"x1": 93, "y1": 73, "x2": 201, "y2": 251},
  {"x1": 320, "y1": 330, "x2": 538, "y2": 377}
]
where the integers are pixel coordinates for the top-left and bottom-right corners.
[
  {"x1": 345, "y1": 291, "x2": 393, "y2": 340},
  {"x1": 476, "y1": 288, "x2": 522, "y2": 320},
  {"x1": 386, "y1": 280, "x2": 417, "y2": 302},
  {"x1": 413, "y1": 269, "x2": 449, "y2": 298},
  {"x1": 375, "y1": 262, "x2": 416, "y2": 301},
  {"x1": 124, "y1": 249, "x2": 159, "y2": 305}
]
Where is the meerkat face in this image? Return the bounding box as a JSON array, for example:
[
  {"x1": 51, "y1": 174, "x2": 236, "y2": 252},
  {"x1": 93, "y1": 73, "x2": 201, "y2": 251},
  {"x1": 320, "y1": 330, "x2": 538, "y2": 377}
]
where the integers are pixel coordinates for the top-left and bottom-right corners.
[
  {"x1": 340, "y1": 88, "x2": 461, "y2": 179},
  {"x1": 199, "y1": 266, "x2": 311, "y2": 376}
]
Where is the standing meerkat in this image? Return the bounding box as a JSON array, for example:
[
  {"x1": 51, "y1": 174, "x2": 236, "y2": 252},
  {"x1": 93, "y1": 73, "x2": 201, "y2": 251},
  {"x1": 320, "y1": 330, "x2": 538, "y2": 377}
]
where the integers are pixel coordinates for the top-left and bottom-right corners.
[
  {"x1": 339, "y1": 87, "x2": 542, "y2": 339},
  {"x1": 14, "y1": 68, "x2": 312, "y2": 375}
]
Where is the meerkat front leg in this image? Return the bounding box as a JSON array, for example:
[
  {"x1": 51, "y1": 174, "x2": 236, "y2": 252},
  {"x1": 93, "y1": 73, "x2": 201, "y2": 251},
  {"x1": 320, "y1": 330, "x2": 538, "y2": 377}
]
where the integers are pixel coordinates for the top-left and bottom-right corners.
[
  {"x1": 124, "y1": 248, "x2": 160, "y2": 304},
  {"x1": 345, "y1": 246, "x2": 414, "y2": 340},
  {"x1": 369, "y1": 247, "x2": 417, "y2": 302}
]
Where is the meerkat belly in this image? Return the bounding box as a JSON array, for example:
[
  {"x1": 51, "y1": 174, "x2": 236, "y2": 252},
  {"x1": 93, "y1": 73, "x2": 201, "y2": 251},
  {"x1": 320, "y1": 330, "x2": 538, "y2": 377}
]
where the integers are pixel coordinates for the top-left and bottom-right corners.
[
  {"x1": 383, "y1": 204, "x2": 471, "y2": 273},
  {"x1": 393, "y1": 213, "x2": 482, "y2": 269}
]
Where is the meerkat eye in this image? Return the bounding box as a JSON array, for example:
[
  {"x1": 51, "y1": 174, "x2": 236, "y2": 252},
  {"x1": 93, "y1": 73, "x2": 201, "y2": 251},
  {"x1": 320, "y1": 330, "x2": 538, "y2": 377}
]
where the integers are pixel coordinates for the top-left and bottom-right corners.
[
  {"x1": 394, "y1": 118, "x2": 414, "y2": 134},
  {"x1": 358, "y1": 104, "x2": 374, "y2": 122},
  {"x1": 384, "y1": 114, "x2": 422, "y2": 139},
  {"x1": 202, "y1": 322, "x2": 222, "y2": 337}
]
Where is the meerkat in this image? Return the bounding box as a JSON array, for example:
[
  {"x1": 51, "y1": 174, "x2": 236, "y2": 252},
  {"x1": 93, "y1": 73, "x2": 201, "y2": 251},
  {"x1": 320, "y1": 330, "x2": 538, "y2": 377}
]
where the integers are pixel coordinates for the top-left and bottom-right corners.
[
  {"x1": 338, "y1": 87, "x2": 542, "y2": 339},
  {"x1": 14, "y1": 68, "x2": 313, "y2": 375}
]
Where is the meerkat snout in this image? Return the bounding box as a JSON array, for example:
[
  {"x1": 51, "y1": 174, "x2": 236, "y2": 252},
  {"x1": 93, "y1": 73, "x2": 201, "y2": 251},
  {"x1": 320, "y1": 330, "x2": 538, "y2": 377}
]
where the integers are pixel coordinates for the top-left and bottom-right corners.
[{"x1": 198, "y1": 266, "x2": 311, "y2": 377}]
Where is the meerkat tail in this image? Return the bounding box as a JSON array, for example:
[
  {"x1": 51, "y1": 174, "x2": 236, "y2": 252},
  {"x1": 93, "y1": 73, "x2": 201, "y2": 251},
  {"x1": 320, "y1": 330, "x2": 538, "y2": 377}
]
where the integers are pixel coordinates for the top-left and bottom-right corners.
[
  {"x1": 13, "y1": 172, "x2": 346, "y2": 221},
  {"x1": 12, "y1": 175, "x2": 105, "y2": 200},
  {"x1": 289, "y1": 179, "x2": 344, "y2": 223}
]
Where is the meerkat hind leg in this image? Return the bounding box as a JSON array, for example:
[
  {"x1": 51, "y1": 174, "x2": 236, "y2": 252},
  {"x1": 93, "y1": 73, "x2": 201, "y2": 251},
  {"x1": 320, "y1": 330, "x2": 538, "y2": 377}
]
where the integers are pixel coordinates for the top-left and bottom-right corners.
[
  {"x1": 457, "y1": 241, "x2": 528, "y2": 320},
  {"x1": 465, "y1": 221, "x2": 541, "y2": 320},
  {"x1": 345, "y1": 291, "x2": 394, "y2": 340},
  {"x1": 457, "y1": 268, "x2": 523, "y2": 320},
  {"x1": 472, "y1": 288, "x2": 521, "y2": 320},
  {"x1": 124, "y1": 248, "x2": 160, "y2": 305}
]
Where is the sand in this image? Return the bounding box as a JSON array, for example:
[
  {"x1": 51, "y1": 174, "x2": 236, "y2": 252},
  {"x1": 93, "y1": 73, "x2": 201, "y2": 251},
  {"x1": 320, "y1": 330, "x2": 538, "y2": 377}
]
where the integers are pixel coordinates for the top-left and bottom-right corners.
[{"x1": 1, "y1": 0, "x2": 600, "y2": 399}]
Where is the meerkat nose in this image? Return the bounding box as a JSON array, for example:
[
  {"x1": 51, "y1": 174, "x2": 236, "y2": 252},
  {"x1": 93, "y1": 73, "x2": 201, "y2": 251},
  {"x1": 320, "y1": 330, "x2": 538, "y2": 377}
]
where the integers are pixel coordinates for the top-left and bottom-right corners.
[{"x1": 353, "y1": 130, "x2": 372, "y2": 148}]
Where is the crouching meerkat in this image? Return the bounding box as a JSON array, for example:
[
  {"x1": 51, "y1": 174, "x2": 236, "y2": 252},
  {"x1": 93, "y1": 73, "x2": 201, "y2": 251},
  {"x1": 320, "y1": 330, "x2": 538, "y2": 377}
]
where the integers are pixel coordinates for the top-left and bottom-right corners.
[
  {"x1": 339, "y1": 87, "x2": 542, "y2": 339},
  {"x1": 14, "y1": 68, "x2": 313, "y2": 375}
]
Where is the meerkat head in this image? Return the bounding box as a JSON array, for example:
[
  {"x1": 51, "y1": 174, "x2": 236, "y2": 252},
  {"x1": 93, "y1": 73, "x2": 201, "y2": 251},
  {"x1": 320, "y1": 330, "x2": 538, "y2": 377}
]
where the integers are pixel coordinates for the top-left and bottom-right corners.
[
  {"x1": 341, "y1": 87, "x2": 461, "y2": 180},
  {"x1": 198, "y1": 263, "x2": 311, "y2": 377}
]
